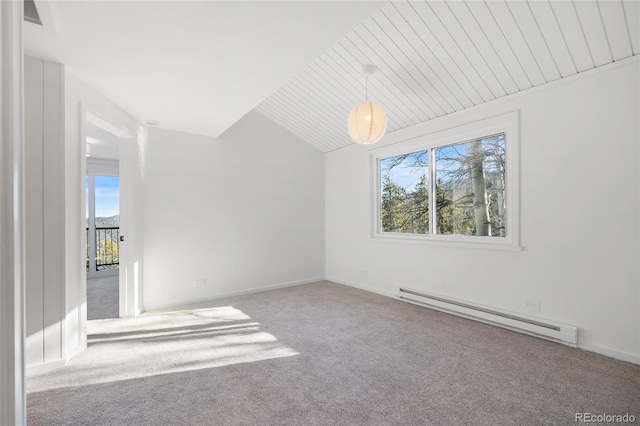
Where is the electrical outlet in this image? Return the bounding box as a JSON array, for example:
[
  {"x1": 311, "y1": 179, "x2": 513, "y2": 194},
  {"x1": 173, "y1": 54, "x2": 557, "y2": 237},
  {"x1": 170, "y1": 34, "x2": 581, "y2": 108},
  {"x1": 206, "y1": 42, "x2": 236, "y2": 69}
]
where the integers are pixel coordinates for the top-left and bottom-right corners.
[
  {"x1": 193, "y1": 279, "x2": 206, "y2": 287},
  {"x1": 525, "y1": 301, "x2": 540, "y2": 312}
]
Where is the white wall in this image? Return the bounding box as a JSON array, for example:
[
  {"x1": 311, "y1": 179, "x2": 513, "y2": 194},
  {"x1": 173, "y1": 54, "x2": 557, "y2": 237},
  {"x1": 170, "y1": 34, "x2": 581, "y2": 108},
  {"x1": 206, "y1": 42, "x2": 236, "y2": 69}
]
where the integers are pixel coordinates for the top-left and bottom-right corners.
[
  {"x1": 142, "y1": 111, "x2": 325, "y2": 310},
  {"x1": 325, "y1": 59, "x2": 640, "y2": 364}
]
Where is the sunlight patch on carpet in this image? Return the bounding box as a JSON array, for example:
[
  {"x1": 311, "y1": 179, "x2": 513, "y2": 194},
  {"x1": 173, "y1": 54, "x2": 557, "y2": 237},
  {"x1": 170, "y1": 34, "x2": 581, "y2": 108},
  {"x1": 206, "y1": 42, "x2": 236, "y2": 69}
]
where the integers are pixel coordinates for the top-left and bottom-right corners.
[{"x1": 27, "y1": 306, "x2": 298, "y2": 393}]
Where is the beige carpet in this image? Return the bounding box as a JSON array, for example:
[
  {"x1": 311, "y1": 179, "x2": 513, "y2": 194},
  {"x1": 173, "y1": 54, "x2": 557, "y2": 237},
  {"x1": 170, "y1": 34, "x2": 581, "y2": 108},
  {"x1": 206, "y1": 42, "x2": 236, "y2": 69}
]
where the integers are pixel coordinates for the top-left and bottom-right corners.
[
  {"x1": 27, "y1": 281, "x2": 640, "y2": 425},
  {"x1": 87, "y1": 275, "x2": 119, "y2": 320}
]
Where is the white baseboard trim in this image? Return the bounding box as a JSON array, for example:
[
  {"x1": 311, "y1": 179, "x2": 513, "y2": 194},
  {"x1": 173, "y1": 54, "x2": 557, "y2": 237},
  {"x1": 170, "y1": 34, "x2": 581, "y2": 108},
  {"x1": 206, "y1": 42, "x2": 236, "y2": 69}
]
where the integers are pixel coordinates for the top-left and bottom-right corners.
[
  {"x1": 326, "y1": 276, "x2": 640, "y2": 366},
  {"x1": 579, "y1": 342, "x2": 640, "y2": 365},
  {"x1": 144, "y1": 277, "x2": 325, "y2": 312},
  {"x1": 325, "y1": 276, "x2": 396, "y2": 299},
  {"x1": 26, "y1": 358, "x2": 68, "y2": 377}
]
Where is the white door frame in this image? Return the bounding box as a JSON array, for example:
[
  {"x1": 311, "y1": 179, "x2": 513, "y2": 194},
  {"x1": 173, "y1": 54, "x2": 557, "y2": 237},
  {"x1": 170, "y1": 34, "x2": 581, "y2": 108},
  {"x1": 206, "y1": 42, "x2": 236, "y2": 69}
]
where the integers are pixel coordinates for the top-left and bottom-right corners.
[
  {"x1": 80, "y1": 104, "x2": 136, "y2": 318},
  {"x1": 0, "y1": 1, "x2": 26, "y2": 424}
]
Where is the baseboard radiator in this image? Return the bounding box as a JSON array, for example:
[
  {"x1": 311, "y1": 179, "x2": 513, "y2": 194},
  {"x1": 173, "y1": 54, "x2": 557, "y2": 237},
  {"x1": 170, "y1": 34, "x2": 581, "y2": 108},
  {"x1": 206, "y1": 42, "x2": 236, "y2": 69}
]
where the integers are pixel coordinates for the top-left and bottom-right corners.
[{"x1": 398, "y1": 287, "x2": 578, "y2": 347}]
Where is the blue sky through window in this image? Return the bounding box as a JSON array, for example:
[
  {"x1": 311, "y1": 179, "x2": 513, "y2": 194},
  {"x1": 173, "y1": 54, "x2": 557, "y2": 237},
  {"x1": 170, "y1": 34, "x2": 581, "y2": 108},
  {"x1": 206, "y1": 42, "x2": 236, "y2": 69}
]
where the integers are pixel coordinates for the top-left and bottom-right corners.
[
  {"x1": 380, "y1": 149, "x2": 429, "y2": 192},
  {"x1": 94, "y1": 175, "x2": 120, "y2": 218}
]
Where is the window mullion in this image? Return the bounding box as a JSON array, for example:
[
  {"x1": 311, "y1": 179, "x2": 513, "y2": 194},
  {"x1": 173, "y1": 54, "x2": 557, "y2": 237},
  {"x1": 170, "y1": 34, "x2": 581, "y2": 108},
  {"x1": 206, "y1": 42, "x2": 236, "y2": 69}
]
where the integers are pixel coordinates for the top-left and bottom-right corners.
[{"x1": 429, "y1": 148, "x2": 437, "y2": 235}]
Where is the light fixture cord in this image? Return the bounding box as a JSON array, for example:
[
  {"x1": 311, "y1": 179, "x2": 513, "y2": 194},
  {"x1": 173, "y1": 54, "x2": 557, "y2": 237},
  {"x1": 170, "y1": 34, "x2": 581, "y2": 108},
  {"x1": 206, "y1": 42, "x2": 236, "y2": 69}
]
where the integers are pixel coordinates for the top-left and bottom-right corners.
[{"x1": 365, "y1": 75, "x2": 369, "y2": 102}]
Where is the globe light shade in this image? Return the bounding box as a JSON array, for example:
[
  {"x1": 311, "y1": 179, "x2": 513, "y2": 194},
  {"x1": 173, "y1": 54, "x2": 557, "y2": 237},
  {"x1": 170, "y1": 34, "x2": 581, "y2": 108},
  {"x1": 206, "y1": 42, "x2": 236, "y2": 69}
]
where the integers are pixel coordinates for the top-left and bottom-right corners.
[{"x1": 347, "y1": 102, "x2": 387, "y2": 145}]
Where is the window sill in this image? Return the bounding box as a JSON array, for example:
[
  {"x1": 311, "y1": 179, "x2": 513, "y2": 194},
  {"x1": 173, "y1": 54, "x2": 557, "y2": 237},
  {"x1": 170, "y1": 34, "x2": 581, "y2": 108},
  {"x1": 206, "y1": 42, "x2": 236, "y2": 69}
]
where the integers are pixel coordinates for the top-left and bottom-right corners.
[{"x1": 371, "y1": 233, "x2": 523, "y2": 251}]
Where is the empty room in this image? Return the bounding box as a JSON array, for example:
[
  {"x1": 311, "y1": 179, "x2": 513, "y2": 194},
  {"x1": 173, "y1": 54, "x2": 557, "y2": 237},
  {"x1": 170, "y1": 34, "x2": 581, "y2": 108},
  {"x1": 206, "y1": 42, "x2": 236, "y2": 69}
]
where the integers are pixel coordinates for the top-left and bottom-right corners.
[{"x1": 1, "y1": 0, "x2": 640, "y2": 425}]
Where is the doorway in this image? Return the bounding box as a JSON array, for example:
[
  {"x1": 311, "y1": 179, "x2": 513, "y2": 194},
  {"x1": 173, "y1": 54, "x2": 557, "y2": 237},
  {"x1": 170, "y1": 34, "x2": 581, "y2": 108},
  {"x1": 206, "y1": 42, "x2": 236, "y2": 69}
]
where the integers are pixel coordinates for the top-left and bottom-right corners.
[
  {"x1": 86, "y1": 161, "x2": 120, "y2": 320},
  {"x1": 82, "y1": 106, "x2": 132, "y2": 321},
  {"x1": 80, "y1": 104, "x2": 139, "y2": 328}
]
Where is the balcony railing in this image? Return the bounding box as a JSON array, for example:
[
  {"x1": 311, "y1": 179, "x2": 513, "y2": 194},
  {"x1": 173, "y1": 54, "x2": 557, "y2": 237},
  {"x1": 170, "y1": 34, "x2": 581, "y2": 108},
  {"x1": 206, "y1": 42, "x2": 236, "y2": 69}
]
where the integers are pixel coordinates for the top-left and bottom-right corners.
[{"x1": 86, "y1": 227, "x2": 120, "y2": 271}]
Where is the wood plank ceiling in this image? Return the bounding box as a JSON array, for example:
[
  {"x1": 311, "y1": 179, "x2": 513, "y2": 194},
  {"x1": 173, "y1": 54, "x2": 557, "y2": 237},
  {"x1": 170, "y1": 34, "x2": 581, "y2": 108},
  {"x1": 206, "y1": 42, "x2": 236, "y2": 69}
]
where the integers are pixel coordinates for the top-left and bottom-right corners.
[{"x1": 255, "y1": 0, "x2": 640, "y2": 153}]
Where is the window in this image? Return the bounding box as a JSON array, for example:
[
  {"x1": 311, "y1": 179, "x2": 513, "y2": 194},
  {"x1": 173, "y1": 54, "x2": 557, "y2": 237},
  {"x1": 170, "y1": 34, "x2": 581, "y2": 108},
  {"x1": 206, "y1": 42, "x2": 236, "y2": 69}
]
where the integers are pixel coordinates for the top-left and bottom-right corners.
[{"x1": 372, "y1": 112, "x2": 519, "y2": 250}]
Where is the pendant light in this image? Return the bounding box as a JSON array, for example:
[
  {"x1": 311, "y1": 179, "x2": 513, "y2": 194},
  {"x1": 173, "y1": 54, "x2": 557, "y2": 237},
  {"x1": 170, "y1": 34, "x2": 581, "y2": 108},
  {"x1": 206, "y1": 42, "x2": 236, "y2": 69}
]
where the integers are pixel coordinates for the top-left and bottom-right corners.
[{"x1": 348, "y1": 64, "x2": 387, "y2": 145}]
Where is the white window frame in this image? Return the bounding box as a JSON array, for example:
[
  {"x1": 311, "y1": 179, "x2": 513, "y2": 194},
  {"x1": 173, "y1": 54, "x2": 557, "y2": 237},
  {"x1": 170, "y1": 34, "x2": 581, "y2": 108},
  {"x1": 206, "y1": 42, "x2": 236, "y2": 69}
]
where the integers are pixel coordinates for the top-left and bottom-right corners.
[{"x1": 371, "y1": 111, "x2": 521, "y2": 251}]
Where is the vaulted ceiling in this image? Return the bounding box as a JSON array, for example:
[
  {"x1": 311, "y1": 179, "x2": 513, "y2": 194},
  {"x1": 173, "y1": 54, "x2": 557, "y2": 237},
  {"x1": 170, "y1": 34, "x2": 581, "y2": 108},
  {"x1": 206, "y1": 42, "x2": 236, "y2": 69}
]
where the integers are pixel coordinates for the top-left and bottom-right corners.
[
  {"x1": 256, "y1": 0, "x2": 640, "y2": 153},
  {"x1": 24, "y1": 1, "x2": 639, "y2": 154},
  {"x1": 23, "y1": 1, "x2": 383, "y2": 138}
]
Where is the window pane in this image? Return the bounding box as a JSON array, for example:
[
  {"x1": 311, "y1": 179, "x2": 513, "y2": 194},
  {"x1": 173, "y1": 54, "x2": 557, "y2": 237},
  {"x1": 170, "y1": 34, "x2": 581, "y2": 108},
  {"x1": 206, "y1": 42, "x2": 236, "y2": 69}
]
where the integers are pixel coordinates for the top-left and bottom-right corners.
[
  {"x1": 94, "y1": 175, "x2": 120, "y2": 227},
  {"x1": 435, "y1": 134, "x2": 506, "y2": 237},
  {"x1": 380, "y1": 149, "x2": 429, "y2": 234},
  {"x1": 94, "y1": 175, "x2": 120, "y2": 270}
]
